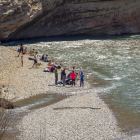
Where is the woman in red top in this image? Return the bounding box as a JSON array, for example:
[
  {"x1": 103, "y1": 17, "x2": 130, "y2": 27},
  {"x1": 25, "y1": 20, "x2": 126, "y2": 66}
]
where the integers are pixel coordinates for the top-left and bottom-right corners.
[{"x1": 70, "y1": 70, "x2": 76, "y2": 86}]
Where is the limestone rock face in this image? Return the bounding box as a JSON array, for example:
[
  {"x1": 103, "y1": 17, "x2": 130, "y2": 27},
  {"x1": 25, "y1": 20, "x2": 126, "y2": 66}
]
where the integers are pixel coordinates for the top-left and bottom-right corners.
[
  {"x1": 0, "y1": 0, "x2": 140, "y2": 41},
  {"x1": 0, "y1": 0, "x2": 42, "y2": 40}
]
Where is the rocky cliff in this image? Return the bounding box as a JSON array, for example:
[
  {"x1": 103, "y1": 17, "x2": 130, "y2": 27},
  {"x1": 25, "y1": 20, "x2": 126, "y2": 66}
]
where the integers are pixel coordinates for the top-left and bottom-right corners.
[{"x1": 0, "y1": 0, "x2": 140, "y2": 41}]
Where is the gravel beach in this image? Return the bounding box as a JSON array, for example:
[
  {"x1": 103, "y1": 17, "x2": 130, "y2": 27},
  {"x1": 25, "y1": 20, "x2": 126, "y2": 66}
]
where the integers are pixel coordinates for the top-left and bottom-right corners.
[
  {"x1": 0, "y1": 46, "x2": 128, "y2": 139},
  {"x1": 17, "y1": 92, "x2": 128, "y2": 140}
]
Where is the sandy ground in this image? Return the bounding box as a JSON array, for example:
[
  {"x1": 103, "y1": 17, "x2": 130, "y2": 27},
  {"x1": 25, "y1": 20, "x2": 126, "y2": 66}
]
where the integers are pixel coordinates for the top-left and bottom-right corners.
[{"x1": 0, "y1": 46, "x2": 129, "y2": 139}]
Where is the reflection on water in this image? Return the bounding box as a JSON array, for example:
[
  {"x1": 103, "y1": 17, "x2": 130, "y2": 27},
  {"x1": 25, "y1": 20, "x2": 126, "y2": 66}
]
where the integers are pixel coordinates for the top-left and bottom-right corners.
[{"x1": 2, "y1": 34, "x2": 140, "y2": 135}]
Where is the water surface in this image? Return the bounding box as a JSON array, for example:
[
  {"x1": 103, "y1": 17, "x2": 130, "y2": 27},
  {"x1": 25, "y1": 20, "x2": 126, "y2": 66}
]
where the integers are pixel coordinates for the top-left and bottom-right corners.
[
  {"x1": 13, "y1": 93, "x2": 66, "y2": 110},
  {"x1": 2, "y1": 34, "x2": 140, "y2": 135}
]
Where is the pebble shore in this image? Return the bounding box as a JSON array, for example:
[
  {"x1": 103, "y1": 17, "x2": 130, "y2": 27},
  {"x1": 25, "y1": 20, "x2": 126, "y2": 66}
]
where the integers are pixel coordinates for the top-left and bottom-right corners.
[
  {"x1": 0, "y1": 46, "x2": 129, "y2": 139},
  {"x1": 17, "y1": 91, "x2": 128, "y2": 140}
]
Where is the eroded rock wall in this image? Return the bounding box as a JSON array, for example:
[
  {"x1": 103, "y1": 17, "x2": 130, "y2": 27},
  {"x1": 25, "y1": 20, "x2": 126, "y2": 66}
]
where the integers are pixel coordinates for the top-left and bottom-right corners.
[
  {"x1": 0, "y1": 0, "x2": 42, "y2": 40},
  {"x1": 0, "y1": 0, "x2": 140, "y2": 41}
]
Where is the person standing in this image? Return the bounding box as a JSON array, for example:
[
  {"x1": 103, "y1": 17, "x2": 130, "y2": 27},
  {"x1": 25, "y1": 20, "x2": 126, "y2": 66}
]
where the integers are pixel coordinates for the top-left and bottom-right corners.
[
  {"x1": 79, "y1": 67, "x2": 82, "y2": 77},
  {"x1": 80, "y1": 72, "x2": 84, "y2": 87},
  {"x1": 62, "y1": 68, "x2": 66, "y2": 86},
  {"x1": 32, "y1": 52, "x2": 38, "y2": 67},
  {"x1": 18, "y1": 43, "x2": 24, "y2": 57},
  {"x1": 55, "y1": 67, "x2": 58, "y2": 85},
  {"x1": 70, "y1": 70, "x2": 76, "y2": 86}
]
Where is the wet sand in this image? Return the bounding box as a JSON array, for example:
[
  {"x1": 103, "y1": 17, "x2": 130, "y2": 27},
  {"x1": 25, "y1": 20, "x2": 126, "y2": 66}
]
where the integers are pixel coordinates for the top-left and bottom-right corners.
[{"x1": 0, "y1": 45, "x2": 129, "y2": 139}]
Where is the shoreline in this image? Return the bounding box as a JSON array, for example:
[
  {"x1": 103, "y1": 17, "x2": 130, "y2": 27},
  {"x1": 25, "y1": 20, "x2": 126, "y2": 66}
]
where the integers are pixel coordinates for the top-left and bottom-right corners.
[
  {"x1": 0, "y1": 45, "x2": 91, "y2": 101},
  {"x1": 0, "y1": 45, "x2": 128, "y2": 139},
  {"x1": 17, "y1": 90, "x2": 127, "y2": 140}
]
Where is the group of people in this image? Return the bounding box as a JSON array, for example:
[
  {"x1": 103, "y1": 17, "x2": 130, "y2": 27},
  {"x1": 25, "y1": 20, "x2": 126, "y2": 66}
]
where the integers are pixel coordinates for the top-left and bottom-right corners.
[
  {"x1": 17, "y1": 43, "x2": 38, "y2": 67},
  {"x1": 17, "y1": 43, "x2": 84, "y2": 87},
  {"x1": 55, "y1": 66, "x2": 84, "y2": 87},
  {"x1": 40, "y1": 54, "x2": 49, "y2": 62}
]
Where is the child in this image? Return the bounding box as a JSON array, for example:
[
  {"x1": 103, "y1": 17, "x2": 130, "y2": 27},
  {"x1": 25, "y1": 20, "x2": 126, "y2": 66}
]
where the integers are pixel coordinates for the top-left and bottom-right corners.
[{"x1": 80, "y1": 72, "x2": 84, "y2": 87}]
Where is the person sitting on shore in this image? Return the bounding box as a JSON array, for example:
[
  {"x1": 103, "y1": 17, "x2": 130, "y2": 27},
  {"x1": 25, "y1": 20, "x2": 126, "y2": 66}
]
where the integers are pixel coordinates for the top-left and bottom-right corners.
[
  {"x1": 66, "y1": 72, "x2": 71, "y2": 85},
  {"x1": 40, "y1": 54, "x2": 44, "y2": 61},
  {"x1": 48, "y1": 60, "x2": 51, "y2": 66},
  {"x1": 57, "y1": 64, "x2": 61, "y2": 69},
  {"x1": 66, "y1": 72, "x2": 71, "y2": 80},
  {"x1": 28, "y1": 49, "x2": 35, "y2": 56},
  {"x1": 47, "y1": 60, "x2": 51, "y2": 69},
  {"x1": 50, "y1": 64, "x2": 55, "y2": 73},
  {"x1": 23, "y1": 47, "x2": 27, "y2": 54},
  {"x1": 43, "y1": 55, "x2": 49, "y2": 62},
  {"x1": 53, "y1": 64, "x2": 61, "y2": 69},
  {"x1": 53, "y1": 64, "x2": 57, "y2": 68}
]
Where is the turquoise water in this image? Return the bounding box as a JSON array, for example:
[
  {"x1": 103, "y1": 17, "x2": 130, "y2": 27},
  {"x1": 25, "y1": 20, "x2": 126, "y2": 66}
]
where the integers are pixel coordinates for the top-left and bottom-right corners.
[{"x1": 2, "y1": 34, "x2": 140, "y2": 135}]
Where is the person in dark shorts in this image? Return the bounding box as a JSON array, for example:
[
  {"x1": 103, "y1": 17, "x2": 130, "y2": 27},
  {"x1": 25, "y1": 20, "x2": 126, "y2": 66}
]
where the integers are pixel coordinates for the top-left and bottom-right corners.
[
  {"x1": 57, "y1": 64, "x2": 61, "y2": 69},
  {"x1": 32, "y1": 52, "x2": 38, "y2": 67},
  {"x1": 61, "y1": 69, "x2": 63, "y2": 80},
  {"x1": 18, "y1": 43, "x2": 24, "y2": 57}
]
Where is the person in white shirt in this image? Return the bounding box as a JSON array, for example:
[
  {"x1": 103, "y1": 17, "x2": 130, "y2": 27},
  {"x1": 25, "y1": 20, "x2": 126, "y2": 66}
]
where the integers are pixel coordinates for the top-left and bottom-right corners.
[{"x1": 32, "y1": 52, "x2": 38, "y2": 67}]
